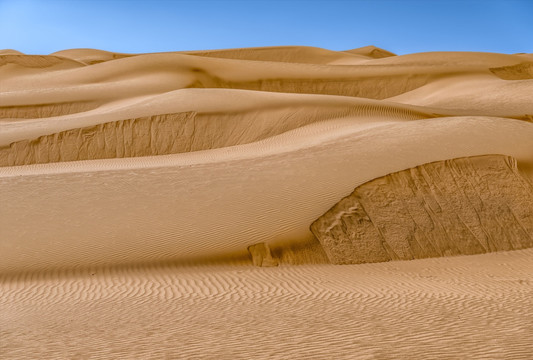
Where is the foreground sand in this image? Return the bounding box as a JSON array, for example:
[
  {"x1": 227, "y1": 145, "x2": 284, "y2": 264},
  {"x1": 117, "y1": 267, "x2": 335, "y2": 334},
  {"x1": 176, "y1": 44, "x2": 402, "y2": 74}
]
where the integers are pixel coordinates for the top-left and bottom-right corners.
[
  {"x1": 1, "y1": 46, "x2": 533, "y2": 358},
  {"x1": 2, "y1": 250, "x2": 532, "y2": 359}
]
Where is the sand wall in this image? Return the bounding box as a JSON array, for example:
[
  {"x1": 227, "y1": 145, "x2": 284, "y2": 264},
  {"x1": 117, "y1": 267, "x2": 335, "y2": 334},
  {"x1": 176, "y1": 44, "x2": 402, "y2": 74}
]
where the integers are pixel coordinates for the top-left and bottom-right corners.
[{"x1": 311, "y1": 155, "x2": 533, "y2": 264}]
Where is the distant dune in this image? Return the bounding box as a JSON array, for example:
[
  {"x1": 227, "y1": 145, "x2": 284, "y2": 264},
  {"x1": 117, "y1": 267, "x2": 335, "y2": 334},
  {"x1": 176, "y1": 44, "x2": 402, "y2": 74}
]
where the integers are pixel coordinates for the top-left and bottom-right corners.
[{"x1": 1, "y1": 46, "x2": 532, "y2": 359}]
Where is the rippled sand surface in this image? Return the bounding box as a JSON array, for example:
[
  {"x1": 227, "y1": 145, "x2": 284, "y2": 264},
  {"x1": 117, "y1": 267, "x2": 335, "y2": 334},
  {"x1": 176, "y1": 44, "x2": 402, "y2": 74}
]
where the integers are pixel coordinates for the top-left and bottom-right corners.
[{"x1": 2, "y1": 250, "x2": 532, "y2": 359}]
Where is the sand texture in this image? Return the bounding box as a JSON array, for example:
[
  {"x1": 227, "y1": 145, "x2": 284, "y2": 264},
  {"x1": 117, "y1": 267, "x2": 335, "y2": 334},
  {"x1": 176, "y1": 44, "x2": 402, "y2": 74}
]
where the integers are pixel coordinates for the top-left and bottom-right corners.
[
  {"x1": 2, "y1": 249, "x2": 532, "y2": 360},
  {"x1": 311, "y1": 155, "x2": 533, "y2": 264},
  {"x1": 1, "y1": 46, "x2": 533, "y2": 359}
]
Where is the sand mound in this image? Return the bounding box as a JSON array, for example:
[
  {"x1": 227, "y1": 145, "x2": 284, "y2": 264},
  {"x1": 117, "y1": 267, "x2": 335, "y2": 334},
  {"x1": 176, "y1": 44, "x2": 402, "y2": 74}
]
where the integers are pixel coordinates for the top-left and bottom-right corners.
[
  {"x1": 51, "y1": 48, "x2": 133, "y2": 65},
  {"x1": 360, "y1": 51, "x2": 522, "y2": 67},
  {"x1": 0, "y1": 54, "x2": 84, "y2": 69},
  {"x1": 183, "y1": 45, "x2": 370, "y2": 64},
  {"x1": 312, "y1": 155, "x2": 533, "y2": 264},
  {"x1": 388, "y1": 74, "x2": 533, "y2": 119},
  {"x1": 0, "y1": 49, "x2": 24, "y2": 55}
]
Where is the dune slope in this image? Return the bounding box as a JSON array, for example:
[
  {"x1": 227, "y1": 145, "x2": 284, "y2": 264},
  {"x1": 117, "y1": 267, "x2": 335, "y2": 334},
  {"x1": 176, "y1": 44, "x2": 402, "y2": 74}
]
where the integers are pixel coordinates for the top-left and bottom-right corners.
[{"x1": 1, "y1": 46, "x2": 533, "y2": 359}]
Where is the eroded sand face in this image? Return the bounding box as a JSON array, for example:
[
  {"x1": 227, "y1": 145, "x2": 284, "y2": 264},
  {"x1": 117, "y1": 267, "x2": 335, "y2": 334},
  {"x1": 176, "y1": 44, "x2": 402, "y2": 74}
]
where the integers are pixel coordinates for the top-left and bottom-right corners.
[
  {"x1": 1, "y1": 46, "x2": 532, "y2": 359},
  {"x1": 312, "y1": 155, "x2": 533, "y2": 264}
]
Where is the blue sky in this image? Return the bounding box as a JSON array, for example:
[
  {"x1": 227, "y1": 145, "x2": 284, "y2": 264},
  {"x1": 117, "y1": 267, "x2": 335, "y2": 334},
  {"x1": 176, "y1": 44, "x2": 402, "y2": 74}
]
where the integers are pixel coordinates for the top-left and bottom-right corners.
[{"x1": 1, "y1": 0, "x2": 532, "y2": 55}]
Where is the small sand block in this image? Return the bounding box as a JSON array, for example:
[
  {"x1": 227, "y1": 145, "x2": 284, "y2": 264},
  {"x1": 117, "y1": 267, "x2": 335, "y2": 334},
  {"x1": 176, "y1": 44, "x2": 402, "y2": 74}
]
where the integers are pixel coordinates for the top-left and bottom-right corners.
[{"x1": 247, "y1": 243, "x2": 279, "y2": 267}]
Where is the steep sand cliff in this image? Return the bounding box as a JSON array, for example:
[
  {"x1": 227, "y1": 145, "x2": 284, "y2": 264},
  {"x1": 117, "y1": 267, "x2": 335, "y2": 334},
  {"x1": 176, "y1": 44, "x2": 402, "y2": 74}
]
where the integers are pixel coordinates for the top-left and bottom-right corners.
[{"x1": 311, "y1": 155, "x2": 533, "y2": 264}]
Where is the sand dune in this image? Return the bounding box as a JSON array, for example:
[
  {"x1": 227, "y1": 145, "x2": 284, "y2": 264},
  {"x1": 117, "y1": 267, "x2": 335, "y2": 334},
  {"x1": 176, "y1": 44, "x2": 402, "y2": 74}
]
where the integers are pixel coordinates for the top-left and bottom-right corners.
[
  {"x1": 389, "y1": 73, "x2": 533, "y2": 118},
  {"x1": 50, "y1": 48, "x2": 133, "y2": 65},
  {"x1": 1, "y1": 50, "x2": 481, "y2": 105},
  {"x1": 0, "y1": 49, "x2": 25, "y2": 55},
  {"x1": 182, "y1": 45, "x2": 372, "y2": 64},
  {"x1": 1, "y1": 46, "x2": 533, "y2": 359},
  {"x1": 3, "y1": 115, "x2": 533, "y2": 273},
  {"x1": 0, "y1": 90, "x2": 437, "y2": 166}
]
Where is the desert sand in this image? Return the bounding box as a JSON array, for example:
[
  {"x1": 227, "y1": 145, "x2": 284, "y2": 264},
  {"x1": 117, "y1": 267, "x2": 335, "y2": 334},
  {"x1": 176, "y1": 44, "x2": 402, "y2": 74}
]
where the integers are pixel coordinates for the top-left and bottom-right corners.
[{"x1": 1, "y1": 46, "x2": 533, "y2": 359}]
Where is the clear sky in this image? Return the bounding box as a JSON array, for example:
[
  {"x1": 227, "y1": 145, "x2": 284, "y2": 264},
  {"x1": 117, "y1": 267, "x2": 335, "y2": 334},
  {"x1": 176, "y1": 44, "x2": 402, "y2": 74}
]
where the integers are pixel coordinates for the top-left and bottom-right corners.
[{"x1": 1, "y1": 0, "x2": 532, "y2": 55}]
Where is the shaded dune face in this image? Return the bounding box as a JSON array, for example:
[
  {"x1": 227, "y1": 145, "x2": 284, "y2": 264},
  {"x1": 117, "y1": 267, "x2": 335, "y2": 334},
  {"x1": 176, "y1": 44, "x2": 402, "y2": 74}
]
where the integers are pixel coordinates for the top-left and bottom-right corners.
[
  {"x1": 182, "y1": 46, "x2": 372, "y2": 64},
  {"x1": 0, "y1": 102, "x2": 433, "y2": 166},
  {"x1": 217, "y1": 75, "x2": 433, "y2": 99},
  {"x1": 1, "y1": 46, "x2": 533, "y2": 272},
  {"x1": 0, "y1": 101, "x2": 98, "y2": 119},
  {"x1": 346, "y1": 46, "x2": 397, "y2": 58},
  {"x1": 0, "y1": 54, "x2": 85, "y2": 69},
  {"x1": 489, "y1": 62, "x2": 533, "y2": 80},
  {"x1": 311, "y1": 155, "x2": 533, "y2": 264}
]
